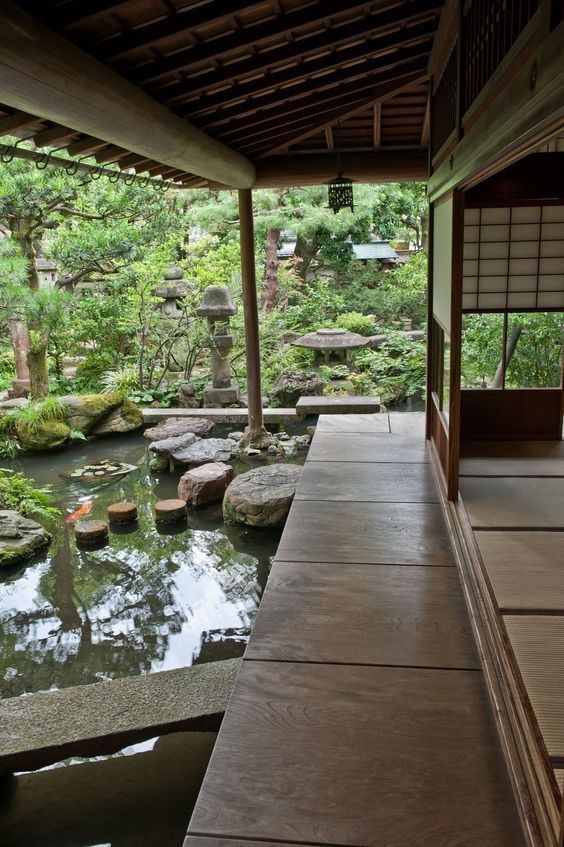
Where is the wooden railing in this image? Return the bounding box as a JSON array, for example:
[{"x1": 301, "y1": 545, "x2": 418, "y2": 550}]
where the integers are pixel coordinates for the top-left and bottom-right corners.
[
  {"x1": 431, "y1": 40, "x2": 458, "y2": 157},
  {"x1": 461, "y1": 0, "x2": 539, "y2": 113}
]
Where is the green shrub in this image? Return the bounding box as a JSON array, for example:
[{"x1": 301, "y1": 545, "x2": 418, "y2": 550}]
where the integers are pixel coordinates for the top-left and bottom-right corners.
[
  {"x1": 11, "y1": 397, "x2": 64, "y2": 435},
  {"x1": 0, "y1": 469, "x2": 60, "y2": 525},
  {"x1": 0, "y1": 349, "x2": 16, "y2": 390},
  {"x1": 333, "y1": 312, "x2": 375, "y2": 336}
]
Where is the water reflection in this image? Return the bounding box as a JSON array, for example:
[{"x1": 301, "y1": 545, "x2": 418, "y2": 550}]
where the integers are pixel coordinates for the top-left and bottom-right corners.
[{"x1": 0, "y1": 432, "x2": 282, "y2": 697}]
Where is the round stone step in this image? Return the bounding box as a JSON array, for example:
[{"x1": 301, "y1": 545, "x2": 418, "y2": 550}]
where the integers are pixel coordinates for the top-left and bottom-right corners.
[
  {"x1": 75, "y1": 520, "x2": 109, "y2": 544},
  {"x1": 155, "y1": 499, "x2": 187, "y2": 524},
  {"x1": 107, "y1": 502, "x2": 138, "y2": 523}
]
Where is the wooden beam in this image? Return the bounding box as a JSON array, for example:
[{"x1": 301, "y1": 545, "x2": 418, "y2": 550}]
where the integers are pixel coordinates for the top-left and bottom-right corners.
[
  {"x1": 325, "y1": 127, "x2": 334, "y2": 152},
  {"x1": 238, "y1": 189, "x2": 265, "y2": 438},
  {"x1": 32, "y1": 125, "x2": 78, "y2": 148},
  {"x1": 135, "y1": 0, "x2": 387, "y2": 84},
  {"x1": 0, "y1": 109, "x2": 39, "y2": 134},
  {"x1": 373, "y1": 102, "x2": 382, "y2": 149},
  {"x1": 156, "y1": 0, "x2": 441, "y2": 101},
  {"x1": 249, "y1": 151, "x2": 429, "y2": 188},
  {"x1": 420, "y1": 97, "x2": 430, "y2": 146},
  {"x1": 0, "y1": 1, "x2": 255, "y2": 189},
  {"x1": 262, "y1": 70, "x2": 428, "y2": 156}
]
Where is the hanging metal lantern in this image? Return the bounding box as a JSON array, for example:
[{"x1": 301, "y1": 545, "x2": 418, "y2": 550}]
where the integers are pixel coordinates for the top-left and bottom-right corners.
[{"x1": 327, "y1": 173, "x2": 354, "y2": 214}]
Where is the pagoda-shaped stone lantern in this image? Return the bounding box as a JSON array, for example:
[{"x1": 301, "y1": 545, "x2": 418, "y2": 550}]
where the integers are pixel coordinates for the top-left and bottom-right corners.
[
  {"x1": 196, "y1": 285, "x2": 240, "y2": 407},
  {"x1": 154, "y1": 266, "x2": 194, "y2": 318}
]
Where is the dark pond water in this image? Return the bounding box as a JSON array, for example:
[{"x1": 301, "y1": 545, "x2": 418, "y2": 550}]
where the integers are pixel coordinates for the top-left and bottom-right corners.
[{"x1": 0, "y1": 424, "x2": 308, "y2": 699}]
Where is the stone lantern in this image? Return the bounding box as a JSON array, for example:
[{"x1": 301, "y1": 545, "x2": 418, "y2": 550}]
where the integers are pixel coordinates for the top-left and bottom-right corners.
[
  {"x1": 154, "y1": 266, "x2": 194, "y2": 318},
  {"x1": 196, "y1": 285, "x2": 240, "y2": 407}
]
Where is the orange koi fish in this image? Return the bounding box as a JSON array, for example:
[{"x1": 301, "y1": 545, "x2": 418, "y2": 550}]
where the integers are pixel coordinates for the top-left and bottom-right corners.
[{"x1": 65, "y1": 500, "x2": 93, "y2": 524}]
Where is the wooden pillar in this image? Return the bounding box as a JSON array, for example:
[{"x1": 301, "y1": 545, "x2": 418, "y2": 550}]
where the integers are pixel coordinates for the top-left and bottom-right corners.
[{"x1": 238, "y1": 188, "x2": 267, "y2": 442}]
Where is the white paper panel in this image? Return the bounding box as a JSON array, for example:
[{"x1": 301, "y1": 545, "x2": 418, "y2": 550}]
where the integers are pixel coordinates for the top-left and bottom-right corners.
[
  {"x1": 510, "y1": 241, "x2": 539, "y2": 258},
  {"x1": 480, "y1": 241, "x2": 509, "y2": 259},
  {"x1": 464, "y1": 208, "x2": 480, "y2": 225},
  {"x1": 511, "y1": 206, "x2": 541, "y2": 223},
  {"x1": 539, "y1": 274, "x2": 564, "y2": 291},
  {"x1": 507, "y1": 292, "x2": 537, "y2": 308},
  {"x1": 541, "y1": 206, "x2": 564, "y2": 222},
  {"x1": 478, "y1": 293, "x2": 507, "y2": 309},
  {"x1": 537, "y1": 291, "x2": 564, "y2": 308},
  {"x1": 508, "y1": 275, "x2": 538, "y2": 291},
  {"x1": 511, "y1": 223, "x2": 540, "y2": 240},
  {"x1": 433, "y1": 196, "x2": 453, "y2": 332},
  {"x1": 480, "y1": 276, "x2": 506, "y2": 292},
  {"x1": 463, "y1": 276, "x2": 478, "y2": 293},
  {"x1": 481, "y1": 224, "x2": 510, "y2": 241},
  {"x1": 479, "y1": 258, "x2": 508, "y2": 275},
  {"x1": 541, "y1": 222, "x2": 564, "y2": 239},
  {"x1": 481, "y1": 207, "x2": 510, "y2": 225},
  {"x1": 541, "y1": 240, "x2": 564, "y2": 257},
  {"x1": 509, "y1": 257, "x2": 539, "y2": 275},
  {"x1": 464, "y1": 225, "x2": 479, "y2": 242},
  {"x1": 463, "y1": 259, "x2": 478, "y2": 275},
  {"x1": 539, "y1": 257, "x2": 564, "y2": 274},
  {"x1": 462, "y1": 293, "x2": 477, "y2": 309},
  {"x1": 464, "y1": 242, "x2": 479, "y2": 259}
]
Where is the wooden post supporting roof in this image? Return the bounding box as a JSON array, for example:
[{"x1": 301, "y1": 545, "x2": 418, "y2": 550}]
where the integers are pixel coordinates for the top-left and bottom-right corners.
[
  {"x1": 238, "y1": 189, "x2": 268, "y2": 446},
  {"x1": 0, "y1": 0, "x2": 255, "y2": 189}
]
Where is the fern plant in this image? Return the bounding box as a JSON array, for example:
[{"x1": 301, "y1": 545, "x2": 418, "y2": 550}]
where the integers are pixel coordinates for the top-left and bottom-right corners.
[
  {"x1": 11, "y1": 397, "x2": 65, "y2": 435},
  {"x1": 0, "y1": 469, "x2": 60, "y2": 525}
]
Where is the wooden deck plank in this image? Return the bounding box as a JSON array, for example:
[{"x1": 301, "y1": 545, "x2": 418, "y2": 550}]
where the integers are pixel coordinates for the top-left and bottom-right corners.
[
  {"x1": 307, "y1": 432, "x2": 429, "y2": 463},
  {"x1": 460, "y1": 477, "x2": 564, "y2": 529},
  {"x1": 315, "y1": 413, "x2": 390, "y2": 433},
  {"x1": 295, "y1": 460, "x2": 438, "y2": 503},
  {"x1": 388, "y1": 410, "x2": 426, "y2": 438},
  {"x1": 504, "y1": 616, "x2": 564, "y2": 762},
  {"x1": 476, "y1": 531, "x2": 564, "y2": 611},
  {"x1": 187, "y1": 662, "x2": 525, "y2": 847},
  {"x1": 245, "y1": 561, "x2": 481, "y2": 669},
  {"x1": 276, "y1": 501, "x2": 455, "y2": 566}
]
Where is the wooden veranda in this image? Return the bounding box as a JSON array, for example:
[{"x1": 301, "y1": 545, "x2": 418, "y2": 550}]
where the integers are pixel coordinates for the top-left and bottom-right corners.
[{"x1": 1, "y1": 1, "x2": 564, "y2": 845}]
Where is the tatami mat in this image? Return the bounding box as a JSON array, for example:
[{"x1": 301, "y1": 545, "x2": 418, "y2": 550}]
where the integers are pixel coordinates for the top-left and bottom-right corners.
[{"x1": 460, "y1": 477, "x2": 564, "y2": 529}]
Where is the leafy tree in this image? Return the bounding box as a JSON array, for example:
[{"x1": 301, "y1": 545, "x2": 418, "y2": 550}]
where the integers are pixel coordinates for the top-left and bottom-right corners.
[{"x1": 0, "y1": 151, "x2": 179, "y2": 398}]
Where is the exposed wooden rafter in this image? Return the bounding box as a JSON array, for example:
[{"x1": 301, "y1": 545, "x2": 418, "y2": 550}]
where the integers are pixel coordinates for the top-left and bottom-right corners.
[{"x1": 373, "y1": 102, "x2": 382, "y2": 149}]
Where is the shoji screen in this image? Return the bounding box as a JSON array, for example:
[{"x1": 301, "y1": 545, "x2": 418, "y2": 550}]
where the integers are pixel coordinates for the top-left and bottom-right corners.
[
  {"x1": 433, "y1": 196, "x2": 453, "y2": 330},
  {"x1": 463, "y1": 205, "x2": 564, "y2": 311}
]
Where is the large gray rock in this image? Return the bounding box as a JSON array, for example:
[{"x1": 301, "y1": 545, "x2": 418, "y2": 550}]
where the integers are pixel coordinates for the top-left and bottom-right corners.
[
  {"x1": 172, "y1": 437, "x2": 236, "y2": 468},
  {"x1": 59, "y1": 393, "x2": 122, "y2": 433},
  {"x1": 144, "y1": 417, "x2": 214, "y2": 442},
  {"x1": 223, "y1": 464, "x2": 302, "y2": 528},
  {"x1": 149, "y1": 432, "x2": 201, "y2": 458},
  {"x1": 0, "y1": 510, "x2": 52, "y2": 567},
  {"x1": 178, "y1": 461, "x2": 234, "y2": 506},
  {"x1": 269, "y1": 371, "x2": 324, "y2": 408}
]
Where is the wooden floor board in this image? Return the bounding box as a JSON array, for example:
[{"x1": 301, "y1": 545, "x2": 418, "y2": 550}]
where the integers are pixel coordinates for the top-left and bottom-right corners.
[
  {"x1": 307, "y1": 432, "x2": 429, "y2": 463},
  {"x1": 476, "y1": 531, "x2": 564, "y2": 611},
  {"x1": 187, "y1": 662, "x2": 525, "y2": 847},
  {"x1": 460, "y1": 477, "x2": 564, "y2": 529},
  {"x1": 388, "y1": 411, "x2": 426, "y2": 438},
  {"x1": 504, "y1": 616, "x2": 564, "y2": 762},
  {"x1": 295, "y1": 461, "x2": 438, "y2": 503},
  {"x1": 315, "y1": 413, "x2": 390, "y2": 434},
  {"x1": 276, "y1": 501, "x2": 455, "y2": 566},
  {"x1": 246, "y1": 561, "x2": 480, "y2": 669}
]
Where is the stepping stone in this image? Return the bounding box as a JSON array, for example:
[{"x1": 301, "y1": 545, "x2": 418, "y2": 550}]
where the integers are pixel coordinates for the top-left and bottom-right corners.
[
  {"x1": 171, "y1": 437, "x2": 236, "y2": 468},
  {"x1": 155, "y1": 499, "x2": 187, "y2": 524},
  {"x1": 178, "y1": 462, "x2": 234, "y2": 506},
  {"x1": 144, "y1": 416, "x2": 214, "y2": 441},
  {"x1": 0, "y1": 510, "x2": 51, "y2": 567},
  {"x1": 223, "y1": 464, "x2": 302, "y2": 528},
  {"x1": 107, "y1": 502, "x2": 138, "y2": 523},
  {"x1": 296, "y1": 395, "x2": 382, "y2": 417},
  {"x1": 74, "y1": 520, "x2": 109, "y2": 544}
]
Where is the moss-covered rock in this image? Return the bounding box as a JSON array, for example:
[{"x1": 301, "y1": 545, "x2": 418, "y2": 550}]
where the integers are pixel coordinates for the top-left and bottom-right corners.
[
  {"x1": 59, "y1": 393, "x2": 122, "y2": 434},
  {"x1": 90, "y1": 399, "x2": 143, "y2": 435},
  {"x1": 0, "y1": 510, "x2": 52, "y2": 566},
  {"x1": 15, "y1": 419, "x2": 71, "y2": 451}
]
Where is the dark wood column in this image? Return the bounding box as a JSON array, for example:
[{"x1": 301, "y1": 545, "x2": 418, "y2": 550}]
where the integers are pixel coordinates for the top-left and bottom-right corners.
[{"x1": 238, "y1": 188, "x2": 268, "y2": 444}]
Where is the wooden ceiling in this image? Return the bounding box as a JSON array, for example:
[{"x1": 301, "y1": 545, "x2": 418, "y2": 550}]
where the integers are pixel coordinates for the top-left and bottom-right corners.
[{"x1": 4, "y1": 0, "x2": 441, "y2": 186}]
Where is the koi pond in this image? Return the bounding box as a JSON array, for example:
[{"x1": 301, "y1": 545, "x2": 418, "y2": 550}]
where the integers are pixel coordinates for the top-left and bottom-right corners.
[{"x1": 0, "y1": 426, "x2": 308, "y2": 699}]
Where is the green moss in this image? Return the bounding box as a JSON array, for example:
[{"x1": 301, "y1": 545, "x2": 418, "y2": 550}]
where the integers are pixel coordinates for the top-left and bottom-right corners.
[
  {"x1": 16, "y1": 420, "x2": 71, "y2": 451},
  {"x1": 120, "y1": 399, "x2": 143, "y2": 425},
  {"x1": 77, "y1": 393, "x2": 121, "y2": 415}
]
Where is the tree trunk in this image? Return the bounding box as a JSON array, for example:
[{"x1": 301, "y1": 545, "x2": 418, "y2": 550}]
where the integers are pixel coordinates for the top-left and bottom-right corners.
[
  {"x1": 294, "y1": 233, "x2": 319, "y2": 281},
  {"x1": 262, "y1": 226, "x2": 280, "y2": 312},
  {"x1": 27, "y1": 348, "x2": 50, "y2": 398},
  {"x1": 420, "y1": 209, "x2": 429, "y2": 251},
  {"x1": 8, "y1": 318, "x2": 30, "y2": 396}
]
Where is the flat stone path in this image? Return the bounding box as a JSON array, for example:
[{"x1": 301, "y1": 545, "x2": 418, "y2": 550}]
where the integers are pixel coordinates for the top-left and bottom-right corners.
[
  {"x1": 185, "y1": 413, "x2": 525, "y2": 847},
  {"x1": 0, "y1": 658, "x2": 240, "y2": 773}
]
